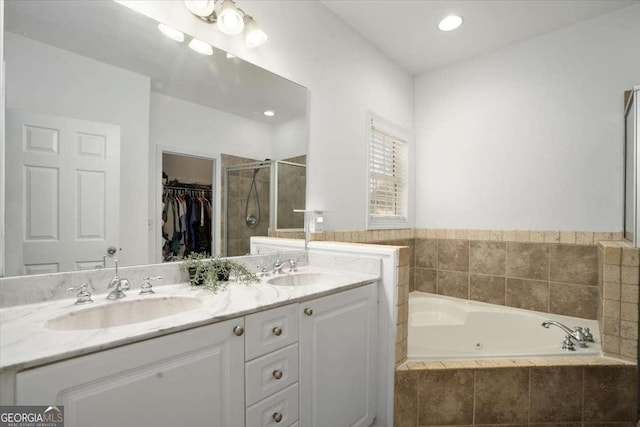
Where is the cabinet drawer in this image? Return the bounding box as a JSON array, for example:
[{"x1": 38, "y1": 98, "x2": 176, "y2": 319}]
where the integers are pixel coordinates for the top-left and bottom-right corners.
[
  {"x1": 246, "y1": 383, "x2": 298, "y2": 427},
  {"x1": 245, "y1": 343, "x2": 298, "y2": 406},
  {"x1": 245, "y1": 303, "x2": 298, "y2": 360}
]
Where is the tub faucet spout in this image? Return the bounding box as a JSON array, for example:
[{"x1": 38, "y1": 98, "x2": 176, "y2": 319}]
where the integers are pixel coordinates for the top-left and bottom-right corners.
[{"x1": 542, "y1": 320, "x2": 589, "y2": 348}]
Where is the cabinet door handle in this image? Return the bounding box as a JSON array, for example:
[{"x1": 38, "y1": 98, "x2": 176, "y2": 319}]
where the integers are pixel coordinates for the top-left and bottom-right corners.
[
  {"x1": 272, "y1": 369, "x2": 283, "y2": 380},
  {"x1": 272, "y1": 326, "x2": 283, "y2": 336},
  {"x1": 233, "y1": 326, "x2": 244, "y2": 336},
  {"x1": 304, "y1": 308, "x2": 313, "y2": 316},
  {"x1": 272, "y1": 412, "x2": 283, "y2": 423}
]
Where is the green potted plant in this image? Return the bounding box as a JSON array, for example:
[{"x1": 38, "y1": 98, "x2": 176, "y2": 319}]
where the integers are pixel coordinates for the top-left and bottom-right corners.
[{"x1": 176, "y1": 253, "x2": 259, "y2": 292}]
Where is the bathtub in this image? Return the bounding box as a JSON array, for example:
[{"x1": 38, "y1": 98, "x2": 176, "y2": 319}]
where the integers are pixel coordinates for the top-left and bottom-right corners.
[{"x1": 407, "y1": 292, "x2": 601, "y2": 360}]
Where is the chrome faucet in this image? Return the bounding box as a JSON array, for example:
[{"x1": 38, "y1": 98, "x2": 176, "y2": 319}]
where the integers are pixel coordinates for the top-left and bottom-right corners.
[
  {"x1": 542, "y1": 320, "x2": 594, "y2": 349},
  {"x1": 273, "y1": 254, "x2": 297, "y2": 274},
  {"x1": 67, "y1": 282, "x2": 93, "y2": 305},
  {"x1": 107, "y1": 259, "x2": 130, "y2": 300}
]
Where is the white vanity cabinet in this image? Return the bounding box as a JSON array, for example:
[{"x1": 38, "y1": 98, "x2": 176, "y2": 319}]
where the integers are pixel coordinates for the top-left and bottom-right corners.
[
  {"x1": 16, "y1": 318, "x2": 246, "y2": 427},
  {"x1": 245, "y1": 304, "x2": 300, "y2": 427},
  {"x1": 299, "y1": 284, "x2": 377, "y2": 427},
  {"x1": 12, "y1": 282, "x2": 377, "y2": 427}
]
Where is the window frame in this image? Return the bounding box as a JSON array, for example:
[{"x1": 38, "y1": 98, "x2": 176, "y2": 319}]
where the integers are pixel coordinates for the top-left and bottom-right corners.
[{"x1": 366, "y1": 112, "x2": 409, "y2": 230}]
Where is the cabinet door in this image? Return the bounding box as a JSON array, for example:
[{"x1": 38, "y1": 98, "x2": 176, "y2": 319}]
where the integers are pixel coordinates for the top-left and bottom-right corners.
[
  {"x1": 299, "y1": 284, "x2": 377, "y2": 427},
  {"x1": 16, "y1": 319, "x2": 245, "y2": 427}
]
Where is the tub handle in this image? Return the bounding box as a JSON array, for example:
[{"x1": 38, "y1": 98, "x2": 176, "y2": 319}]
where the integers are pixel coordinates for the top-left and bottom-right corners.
[{"x1": 562, "y1": 335, "x2": 576, "y2": 351}]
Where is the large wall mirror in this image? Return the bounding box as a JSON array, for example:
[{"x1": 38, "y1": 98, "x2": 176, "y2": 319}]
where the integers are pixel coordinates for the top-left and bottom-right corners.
[{"x1": 2, "y1": 0, "x2": 308, "y2": 278}]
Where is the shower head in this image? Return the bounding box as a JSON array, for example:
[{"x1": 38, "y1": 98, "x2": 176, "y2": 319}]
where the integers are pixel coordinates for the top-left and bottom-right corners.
[{"x1": 253, "y1": 159, "x2": 272, "y2": 175}]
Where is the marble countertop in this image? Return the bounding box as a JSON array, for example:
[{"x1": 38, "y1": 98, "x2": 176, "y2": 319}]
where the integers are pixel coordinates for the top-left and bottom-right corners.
[{"x1": 0, "y1": 266, "x2": 378, "y2": 372}]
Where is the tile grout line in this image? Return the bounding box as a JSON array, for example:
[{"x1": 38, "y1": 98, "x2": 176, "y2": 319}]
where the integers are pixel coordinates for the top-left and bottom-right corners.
[
  {"x1": 548, "y1": 243, "x2": 551, "y2": 313},
  {"x1": 527, "y1": 367, "x2": 532, "y2": 424},
  {"x1": 468, "y1": 240, "x2": 471, "y2": 300},
  {"x1": 505, "y1": 242, "x2": 509, "y2": 306},
  {"x1": 581, "y1": 366, "x2": 585, "y2": 423},
  {"x1": 472, "y1": 369, "x2": 476, "y2": 426}
]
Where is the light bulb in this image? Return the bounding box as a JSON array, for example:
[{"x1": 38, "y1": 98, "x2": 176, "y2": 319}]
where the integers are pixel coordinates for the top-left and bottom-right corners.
[
  {"x1": 158, "y1": 23, "x2": 184, "y2": 42},
  {"x1": 263, "y1": 110, "x2": 275, "y2": 117},
  {"x1": 244, "y1": 16, "x2": 267, "y2": 48},
  {"x1": 217, "y1": 0, "x2": 244, "y2": 35},
  {"x1": 438, "y1": 15, "x2": 463, "y2": 31},
  {"x1": 184, "y1": 0, "x2": 216, "y2": 18},
  {"x1": 188, "y1": 38, "x2": 213, "y2": 55}
]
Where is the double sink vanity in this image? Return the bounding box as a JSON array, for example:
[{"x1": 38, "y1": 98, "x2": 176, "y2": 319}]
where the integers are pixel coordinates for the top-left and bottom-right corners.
[{"x1": 0, "y1": 250, "x2": 381, "y2": 427}]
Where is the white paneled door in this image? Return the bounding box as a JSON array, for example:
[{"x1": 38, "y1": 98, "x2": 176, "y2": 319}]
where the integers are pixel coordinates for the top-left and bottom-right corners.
[{"x1": 5, "y1": 109, "x2": 120, "y2": 276}]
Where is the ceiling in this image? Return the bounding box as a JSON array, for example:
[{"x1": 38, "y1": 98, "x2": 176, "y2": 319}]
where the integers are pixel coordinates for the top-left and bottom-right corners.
[
  {"x1": 4, "y1": 0, "x2": 307, "y2": 124},
  {"x1": 322, "y1": 0, "x2": 639, "y2": 75}
]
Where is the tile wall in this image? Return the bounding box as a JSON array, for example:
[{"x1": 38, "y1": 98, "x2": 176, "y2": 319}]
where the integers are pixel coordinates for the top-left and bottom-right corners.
[
  {"x1": 413, "y1": 239, "x2": 599, "y2": 319},
  {"x1": 599, "y1": 241, "x2": 640, "y2": 361},
  {"x1": 395, "y1": 362, "x2": 637, "y2": 427}
]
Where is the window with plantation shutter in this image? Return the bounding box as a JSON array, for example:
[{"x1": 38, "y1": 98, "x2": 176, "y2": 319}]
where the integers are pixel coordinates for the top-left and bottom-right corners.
[{"x1": 367, "y1": 115, "x2": 408, "y2": 229}]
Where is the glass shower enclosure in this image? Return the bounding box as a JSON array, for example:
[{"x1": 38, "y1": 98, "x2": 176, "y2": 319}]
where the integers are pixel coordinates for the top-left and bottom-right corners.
[{"x1": 223, "y1": 160, "x2": 306, "y2": 256}]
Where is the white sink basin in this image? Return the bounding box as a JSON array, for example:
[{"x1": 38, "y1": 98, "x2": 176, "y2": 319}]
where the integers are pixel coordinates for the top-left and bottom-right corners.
[
  {"x1": 47, "y1": 297, "x2": 202, "y2": 330},
  {"x1": 267, "y1": 273, "x2": 336, "y2": 287}
]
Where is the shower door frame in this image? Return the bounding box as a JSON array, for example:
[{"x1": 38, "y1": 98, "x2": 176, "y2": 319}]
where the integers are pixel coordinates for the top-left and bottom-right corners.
[
  {"x1": 223, "y1": 160, "x2": 307, "y2": 256},
  {"x1": 223, "y1": 162, "x2": 273, "y2": 257},
  {"x1": 624, "y1": 86, "x2": 640, "y2": 246}
]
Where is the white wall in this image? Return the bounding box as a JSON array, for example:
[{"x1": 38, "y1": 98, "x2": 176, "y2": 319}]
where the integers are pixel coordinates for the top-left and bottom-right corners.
[
  {"x1": 415, "y1": 4, "x2": 640, "y2": 231},
  {"x1": 118, "y1": 0, "x2": 415, "y2": 232},
  {"x1": 4, "y1": 32, "x2": 150, "y2": 266},
  {"x1": 149, "y1": 92, "x2": 273, "y2": 161},
  {"x1": 148, "y1": 91, "x2": 273, "y2": 259},
  {"x1": 272, "y1": 114, "x2": 307, "y2": 161},
  {"x1": 163, "y1": 154, "x2": 213, "y2": 185}
]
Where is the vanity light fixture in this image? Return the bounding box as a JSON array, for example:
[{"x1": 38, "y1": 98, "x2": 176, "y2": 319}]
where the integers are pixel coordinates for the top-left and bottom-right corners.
[
  {"x1": 217, "y1": 0, "x2": 244, "y2": 35},
  {"x1": 158, "y1": 23, "x2": 185, "y2": 42},
  {"x1": 184, "y1": 0, "x2": 217, "y2": 22},
  {"x1": 184, "y1": 0, "x2": 268, "y2": 48},
  {"x1": 263, "y1": 110, "x2": 275, "y2": 117},
  {"x1": 188, "y1": 38, "x2": 214, "y2": 55},
  {"x1": 438, "y1": 15, "x2": 463, "y2": 31}
]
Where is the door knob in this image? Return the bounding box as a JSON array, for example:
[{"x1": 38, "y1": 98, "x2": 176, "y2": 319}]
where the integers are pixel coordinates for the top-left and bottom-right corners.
[
  {"x1": 304, "y1": 308, "x2": 313, "y2": 316},
  {"x1": 233, "y1": 326, "x2": 244, "y2": 336}
]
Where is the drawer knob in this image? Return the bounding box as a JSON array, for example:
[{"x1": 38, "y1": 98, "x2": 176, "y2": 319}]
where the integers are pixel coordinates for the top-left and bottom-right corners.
[
  {"x1": 272, "y1": 369, "x2": 283, "y2": 380},
  {"x1": 233, "y1": 326, "x2": 244, "y2": 336},
  {"x1": 304, "y1": 308, "x2": 313, "y2": 316},
  {"x1": 272, "y1": 326, "x2": 283, "y2": 336},
  {"x1": 272, "y1": 412, "x2": 283, "y2": 423}
]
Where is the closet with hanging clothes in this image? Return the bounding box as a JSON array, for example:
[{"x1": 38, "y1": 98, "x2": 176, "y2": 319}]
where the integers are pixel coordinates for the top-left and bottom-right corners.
[{"x1": 161, "y1": 153, "x2": 215, "y2": 261}]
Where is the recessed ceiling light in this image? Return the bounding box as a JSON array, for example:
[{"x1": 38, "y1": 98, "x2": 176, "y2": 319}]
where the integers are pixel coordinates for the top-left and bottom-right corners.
[
  {"x1": 263, "y1": 110, "x2": 275, "y2": 117},
  {"x1": 438, "y1": 15, "x2": 463, "y2": 32},
  {"x1": 188, "y1": 38, "x2": 213, "y2": 55},
  {"x1": 158, "y1": 23, "x2": 184, "y2": 42}
]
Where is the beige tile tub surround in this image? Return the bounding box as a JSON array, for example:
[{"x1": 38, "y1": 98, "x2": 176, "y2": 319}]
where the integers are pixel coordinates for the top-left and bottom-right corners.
[
  {"x1": 395, "y1": 361, "x2": 637, "y2": 427},
  {"x1": 273, "y1": 228, "x2": 630, "y2": 359},
  {"x1": 599, "y1": 241, "x2": 640, "y2": 362},
  {"x1": 411, "y1": 239, "x2": 600, "y2": 320}
]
